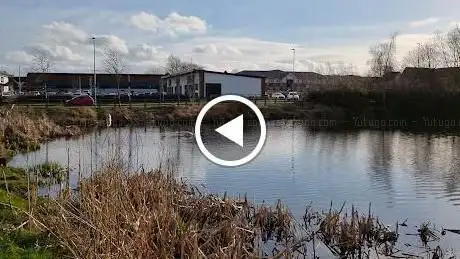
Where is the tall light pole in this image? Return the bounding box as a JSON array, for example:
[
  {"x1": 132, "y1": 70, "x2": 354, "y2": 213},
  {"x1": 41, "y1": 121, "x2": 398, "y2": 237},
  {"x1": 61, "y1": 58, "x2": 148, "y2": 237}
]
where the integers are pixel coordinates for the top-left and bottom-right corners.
[
  {"x1": 417, "y1": 42, "x2": 421, "y2": 67},
  {"x1": 18, "y1": 65, "x2": 21, "y2": 94},
  {"x1": 291, "y1": 48, "x2": 295, "y2": 91},
  {"x1": 92, "y1": 36, "x2": 97, "y2": 106}
]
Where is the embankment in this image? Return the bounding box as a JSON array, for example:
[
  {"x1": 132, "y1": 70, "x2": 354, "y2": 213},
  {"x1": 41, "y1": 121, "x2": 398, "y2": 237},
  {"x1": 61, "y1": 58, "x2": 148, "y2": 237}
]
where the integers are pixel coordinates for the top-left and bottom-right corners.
[{"x1": 0, "y1": 103, "x2": 343, "y2": 158}]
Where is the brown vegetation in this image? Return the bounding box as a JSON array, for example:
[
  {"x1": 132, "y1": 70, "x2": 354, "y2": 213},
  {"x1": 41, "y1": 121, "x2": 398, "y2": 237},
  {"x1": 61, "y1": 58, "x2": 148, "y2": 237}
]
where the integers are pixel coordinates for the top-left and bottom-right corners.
[
  {"x1": 37, "y1": 166, "x2": 300, "y2": 258},
  {"x1": 32, "y1": 164, "x2": 449, "y2": 258},
  {"x1": 0, "y1": 107, "x2": 85, "y2": 157}
]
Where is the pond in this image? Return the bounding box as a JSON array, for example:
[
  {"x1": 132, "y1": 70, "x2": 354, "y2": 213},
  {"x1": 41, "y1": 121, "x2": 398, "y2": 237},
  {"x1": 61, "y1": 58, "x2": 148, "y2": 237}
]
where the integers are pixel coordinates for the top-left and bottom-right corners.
[{"x1": 8, "y1": 120, "x2": 460, "y2": 254}]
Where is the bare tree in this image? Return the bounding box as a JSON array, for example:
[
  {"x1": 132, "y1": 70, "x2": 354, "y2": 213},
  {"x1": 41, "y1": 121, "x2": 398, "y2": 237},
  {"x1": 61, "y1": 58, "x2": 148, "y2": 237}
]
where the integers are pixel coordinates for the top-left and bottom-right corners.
[
  {"x1": 103, "y1": 47, "x2": 128, "y2": 105},
  {"x1": 32, "y1": 49, "x2": 54, "y2": 73},
  {"x1": 402, "y1": 41, "x2": 440, "y2": 69},
  {"x1": 165, "y1": 54, "x2": 202, "y2": 75},
  {"x1": 434, "y1": 30, "x2": 451, "y2": 67},
  {"x1": 446, "y1": 25, "x2": 460, "y2": 67},
  {"x1": 368, "y1": 34, "x2": 397, "y2": 77},
  {"x1": 420, "y1": 41, "x2": 440, "y2": 68},
  {"x1": 402, "y1": 48, "x2": 420, "y2": 68},
  {"x1": 31, "y1": 49, "x2": 54, "y2": 96}
]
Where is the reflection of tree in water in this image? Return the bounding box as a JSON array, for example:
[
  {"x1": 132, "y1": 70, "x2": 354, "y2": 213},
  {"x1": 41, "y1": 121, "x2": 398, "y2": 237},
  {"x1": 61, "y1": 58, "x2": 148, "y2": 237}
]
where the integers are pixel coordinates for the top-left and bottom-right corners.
[
  {"x1": 408, "y1": 134, "x2": 460, "y2": 205},
  {"x1": 128, "y1": 127, "x2": 133, "y2": 171},
  {"x1": 305, "y1": 128, "x2": 360, "y2": 169},
  {"x1": 443, "y1": 136, "x2": 460, "y2": 199},
  {"x1": 410, "y1": 134, "x2": 434, "y2": 197},
  {"x1": 367, "y1": 131, "x2": 394, "y2": 205}
]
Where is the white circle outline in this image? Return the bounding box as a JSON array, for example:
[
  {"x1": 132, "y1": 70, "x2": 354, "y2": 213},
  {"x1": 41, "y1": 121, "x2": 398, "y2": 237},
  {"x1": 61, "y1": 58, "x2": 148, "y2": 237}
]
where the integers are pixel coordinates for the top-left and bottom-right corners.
[{"x1": 194, "y1": 95, "x2": 267, "y2": 167}]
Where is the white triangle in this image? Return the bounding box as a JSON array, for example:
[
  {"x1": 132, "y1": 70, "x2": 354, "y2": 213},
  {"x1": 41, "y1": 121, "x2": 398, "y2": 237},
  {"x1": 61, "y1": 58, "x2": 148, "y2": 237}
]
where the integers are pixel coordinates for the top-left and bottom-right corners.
[{"x1": 215, "y1": 115, "x2": 244, "y2": 147}]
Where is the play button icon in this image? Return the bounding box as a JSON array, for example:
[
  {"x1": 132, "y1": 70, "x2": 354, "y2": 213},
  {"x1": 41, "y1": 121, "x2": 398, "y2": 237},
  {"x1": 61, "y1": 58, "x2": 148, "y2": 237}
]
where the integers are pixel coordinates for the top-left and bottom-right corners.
[
  {"x1": 215, "y1": 115, "x2": 244, "y2": 147},
  {"x1": 195, "y1": 95, "x2": 267, "y2": 167}
]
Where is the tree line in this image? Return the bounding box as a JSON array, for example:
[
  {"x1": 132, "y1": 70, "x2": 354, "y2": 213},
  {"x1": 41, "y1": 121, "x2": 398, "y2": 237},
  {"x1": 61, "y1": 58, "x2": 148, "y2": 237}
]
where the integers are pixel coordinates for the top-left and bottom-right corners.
[{"x1": 368, "y1": 25, "x2": 460, "y2": 77}]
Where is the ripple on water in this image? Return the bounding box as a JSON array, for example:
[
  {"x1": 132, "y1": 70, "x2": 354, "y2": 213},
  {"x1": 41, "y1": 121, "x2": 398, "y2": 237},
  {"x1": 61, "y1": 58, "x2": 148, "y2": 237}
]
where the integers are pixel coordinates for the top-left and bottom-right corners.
[{"x1": 7, "y1": 123, "x2": 460, "y2": 254}]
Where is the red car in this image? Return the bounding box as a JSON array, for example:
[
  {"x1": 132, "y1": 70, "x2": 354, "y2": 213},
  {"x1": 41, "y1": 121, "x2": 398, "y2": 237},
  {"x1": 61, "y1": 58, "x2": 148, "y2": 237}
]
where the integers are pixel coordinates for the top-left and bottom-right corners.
[{"x1": 65, "y1": 95, "x2": 95, "y2": 106}]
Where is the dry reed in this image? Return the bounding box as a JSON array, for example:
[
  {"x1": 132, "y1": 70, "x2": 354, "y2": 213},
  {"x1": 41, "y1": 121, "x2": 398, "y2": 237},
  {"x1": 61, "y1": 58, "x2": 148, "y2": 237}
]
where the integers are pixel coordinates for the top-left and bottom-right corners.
[{"x1": 36, "y1": 166, "x2": 301, "y2": 258}]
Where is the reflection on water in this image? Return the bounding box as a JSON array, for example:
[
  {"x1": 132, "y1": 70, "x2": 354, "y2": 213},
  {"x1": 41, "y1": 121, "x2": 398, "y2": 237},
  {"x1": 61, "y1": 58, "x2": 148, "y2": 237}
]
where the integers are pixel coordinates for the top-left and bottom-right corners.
[{"x1": 8, "y1": 121, "x2": 460, "y2": 251}]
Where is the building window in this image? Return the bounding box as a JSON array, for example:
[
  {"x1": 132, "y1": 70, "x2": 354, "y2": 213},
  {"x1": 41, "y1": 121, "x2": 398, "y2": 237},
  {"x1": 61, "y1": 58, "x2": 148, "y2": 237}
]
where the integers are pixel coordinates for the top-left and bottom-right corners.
[{"x1": 187, "y1": 75, "x2": 195, "y2": 84}]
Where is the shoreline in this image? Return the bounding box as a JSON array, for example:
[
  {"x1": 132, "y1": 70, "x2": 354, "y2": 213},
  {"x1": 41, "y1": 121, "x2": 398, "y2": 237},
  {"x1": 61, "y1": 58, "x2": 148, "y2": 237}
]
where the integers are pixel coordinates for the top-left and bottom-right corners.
[{"x1": 3, "y1": 102, "x2": 460, "y2": 159}]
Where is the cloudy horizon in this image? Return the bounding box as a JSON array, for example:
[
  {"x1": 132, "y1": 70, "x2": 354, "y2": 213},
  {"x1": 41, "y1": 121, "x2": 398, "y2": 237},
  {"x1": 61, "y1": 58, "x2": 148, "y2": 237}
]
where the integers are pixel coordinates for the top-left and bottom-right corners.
[{"x1": 1, "y1": 0, "x2": 459, "y2": 76}]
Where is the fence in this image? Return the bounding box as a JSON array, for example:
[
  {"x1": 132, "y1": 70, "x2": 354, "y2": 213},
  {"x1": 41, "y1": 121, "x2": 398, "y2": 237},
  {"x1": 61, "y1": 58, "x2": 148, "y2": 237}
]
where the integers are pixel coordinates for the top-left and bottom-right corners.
[{"x1": 0, "y1": 95, "x2": 296, "y2": 108}]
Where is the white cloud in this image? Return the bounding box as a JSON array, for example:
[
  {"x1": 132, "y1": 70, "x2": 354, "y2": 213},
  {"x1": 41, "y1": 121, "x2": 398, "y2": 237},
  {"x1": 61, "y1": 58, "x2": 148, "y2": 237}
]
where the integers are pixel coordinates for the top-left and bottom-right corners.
[
  {"x1": 97, "y1": 35, "x2": 129, "y2": 55},
  {"x1": 409, "y1": 17, "x2": 440, "y2": 28},
  {"x1": 129, "y1": 11, "x2": 207, "y2": 37},
  {"x1": 129, "y1": 43, "x2": 160, "y2": 60},
  {"x1": 42, "y1": 21, "x2": 89, "y2": 45},
  {"x1": 5, "y1": 51, "x2": 34, "y2": 64},
  {"x1": 1, "y1": 11, "x2": 458, "y2": 76}
]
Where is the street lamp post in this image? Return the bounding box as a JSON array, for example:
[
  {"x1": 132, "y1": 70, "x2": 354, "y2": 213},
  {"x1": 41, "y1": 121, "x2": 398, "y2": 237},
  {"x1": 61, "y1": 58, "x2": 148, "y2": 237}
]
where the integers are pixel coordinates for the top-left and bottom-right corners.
[
  {"x1": 291, "y1": 48, "x2": 296, "y2": 74},
  {"x1": 290, "y1": 48, "x2": 295, "y2": 90},
  {"x1": 92, "y1": 36, "x2": 97, "y2": 106}
]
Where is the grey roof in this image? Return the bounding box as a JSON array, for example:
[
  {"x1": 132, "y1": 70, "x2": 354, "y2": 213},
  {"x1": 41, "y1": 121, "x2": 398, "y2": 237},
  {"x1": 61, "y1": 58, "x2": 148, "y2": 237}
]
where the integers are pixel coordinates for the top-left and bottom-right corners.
[
  {"x1": 236, "y1": 70, "x2": 325, "y2": 80},
  {"x1": 236, "y1": 70, "x2": 287, "y2": 78},
  {"x1": 0, "y1": 70, "x2": 12, "y2": 76}
]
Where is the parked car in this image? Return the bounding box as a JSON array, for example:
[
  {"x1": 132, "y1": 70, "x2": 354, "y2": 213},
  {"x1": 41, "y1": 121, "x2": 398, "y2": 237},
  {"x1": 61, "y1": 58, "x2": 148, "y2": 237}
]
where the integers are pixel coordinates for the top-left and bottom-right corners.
[
  {"x1": 286, "y1": 91, "x2": 300, "y2": 100},
  {"x1": 65, "y1": 95, "x2": 95, "y2": 106},
  {"x1": 33, "y1": 91, "x2": 41, "y2": 96},
  {"x1": 1, "y1": 92, "x2": 14, "y2": 97},
  {"x1": 271, "y1": 92, "x2": 285, "y2": 99}
]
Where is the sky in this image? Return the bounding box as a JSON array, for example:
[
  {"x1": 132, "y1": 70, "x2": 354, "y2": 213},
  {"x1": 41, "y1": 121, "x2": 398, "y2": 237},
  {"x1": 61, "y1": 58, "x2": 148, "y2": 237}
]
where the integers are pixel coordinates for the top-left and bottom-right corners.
[{"x1": 1, "y1": 0, "x2": 460, "y2": 75}]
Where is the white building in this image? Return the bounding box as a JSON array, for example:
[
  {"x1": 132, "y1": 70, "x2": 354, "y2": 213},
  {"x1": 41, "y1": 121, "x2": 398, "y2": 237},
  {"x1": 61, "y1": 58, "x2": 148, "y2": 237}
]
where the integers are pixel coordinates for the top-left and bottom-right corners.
[
  {"x1": 162, "y1": 69, "x2": 265, "y2": 99},
  {"x1": 0, "y1": 72, "x2": 10, "y2": 95}
]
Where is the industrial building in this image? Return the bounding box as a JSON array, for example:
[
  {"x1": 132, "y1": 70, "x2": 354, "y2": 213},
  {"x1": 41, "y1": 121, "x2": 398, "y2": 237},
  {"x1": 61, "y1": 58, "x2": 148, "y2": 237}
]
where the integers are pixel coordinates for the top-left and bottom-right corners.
[
  {"x1": 162, "y1": 69, "x2": 265, "y2": 99},
  {"x1": 21, "y1": 73, "x2": 163, "y2": 92}
]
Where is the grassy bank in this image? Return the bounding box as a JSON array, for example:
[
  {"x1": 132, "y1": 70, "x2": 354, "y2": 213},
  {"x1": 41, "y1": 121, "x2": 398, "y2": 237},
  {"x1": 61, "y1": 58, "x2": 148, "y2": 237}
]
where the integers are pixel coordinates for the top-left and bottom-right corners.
[{"x1": 0, "y1": 166, "x2": 64, "y2": 258}]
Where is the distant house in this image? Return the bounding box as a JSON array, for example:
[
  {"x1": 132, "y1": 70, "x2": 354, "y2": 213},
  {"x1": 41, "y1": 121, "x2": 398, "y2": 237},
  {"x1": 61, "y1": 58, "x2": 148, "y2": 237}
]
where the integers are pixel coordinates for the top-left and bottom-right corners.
[
  {"x1": 0, "y1": 71, "x2": 11, "y2": 95},
  {"x1": 236, "y1": 70, "x2": 372, "y2": 92},
  {"x1": 236, "y1": 70, "x2": 325, "y2": 93}
]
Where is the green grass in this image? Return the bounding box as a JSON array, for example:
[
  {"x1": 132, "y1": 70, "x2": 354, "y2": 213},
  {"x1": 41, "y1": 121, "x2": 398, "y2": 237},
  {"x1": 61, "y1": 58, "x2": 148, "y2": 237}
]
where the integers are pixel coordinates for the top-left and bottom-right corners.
[
  {"x1": 0, "y1": 230, "x2": 55, "y2": 259},
  {"x1": 0, "y1": 167, "x2": 29, "y2": 197},
  {"x1": 0, "y1": 167, "x2": 61, "y2": 258}
]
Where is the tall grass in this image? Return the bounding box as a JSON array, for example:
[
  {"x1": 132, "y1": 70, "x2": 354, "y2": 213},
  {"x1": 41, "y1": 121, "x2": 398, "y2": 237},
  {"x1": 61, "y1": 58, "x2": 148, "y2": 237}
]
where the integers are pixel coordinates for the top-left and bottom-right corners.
[{"x1": 36, "y1": 165, "x2": 301, "y2": 258}]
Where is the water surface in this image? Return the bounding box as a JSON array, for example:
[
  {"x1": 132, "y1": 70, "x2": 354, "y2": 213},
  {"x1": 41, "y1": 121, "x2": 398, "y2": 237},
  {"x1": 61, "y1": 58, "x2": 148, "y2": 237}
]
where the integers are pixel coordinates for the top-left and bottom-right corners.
[{"x1": 8, "y1": 121, "x2": 460, "y2": 253}]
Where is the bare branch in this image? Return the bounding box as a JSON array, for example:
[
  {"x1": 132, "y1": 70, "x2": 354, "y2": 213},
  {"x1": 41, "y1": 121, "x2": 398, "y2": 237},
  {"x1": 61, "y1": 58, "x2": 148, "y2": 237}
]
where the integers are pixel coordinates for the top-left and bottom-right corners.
[
  {"x1": 446, "y1": 25, "x2": 460, "y2": 67},
  {"x1": 434, "y1": 30, "x2": 451, "y2": 67},
  {"x1": 103, "y1": 48, "x2": 128, "y2": 76},
  {"x1": 103, "y1": 47, "x2": 128, "y2": 104},
  {"x1": 31, "y1": 49, "x2": 54, "y2": 73},
  {"x1": 367, "y1": 34, "x2": 397, "y2": 77},
  {"x1": 165, "y1": 54, "x2": 202, "y2": 75},
  {"x1": 402, "y1": 40, "x2": 440, "y2": 69}
]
